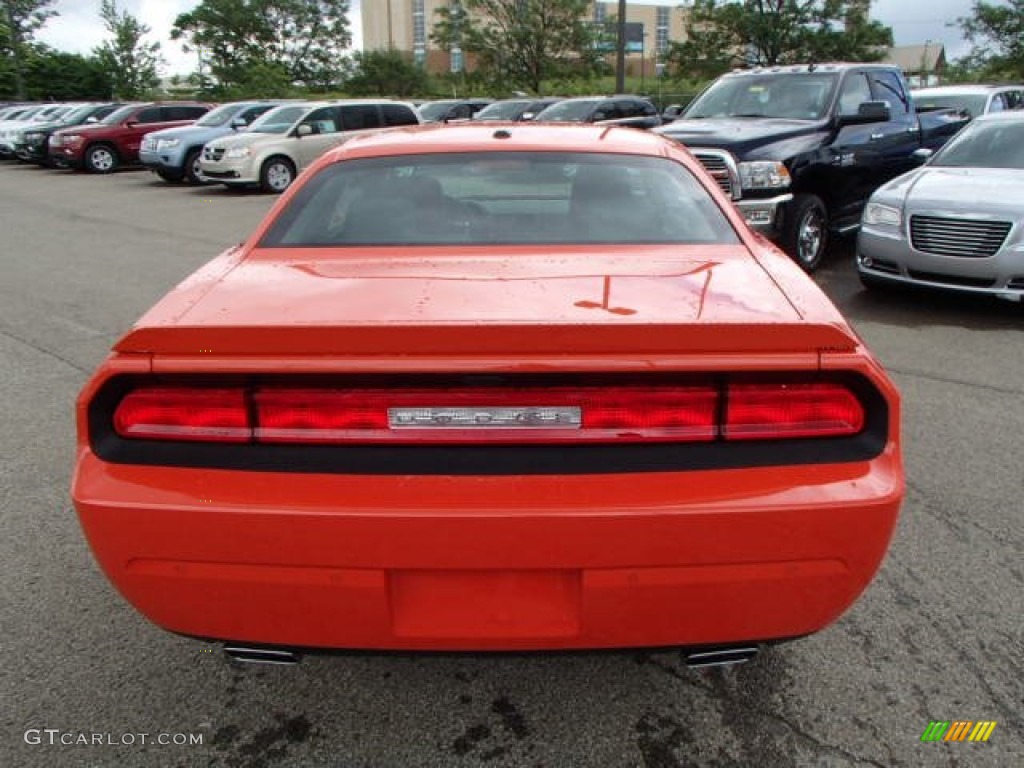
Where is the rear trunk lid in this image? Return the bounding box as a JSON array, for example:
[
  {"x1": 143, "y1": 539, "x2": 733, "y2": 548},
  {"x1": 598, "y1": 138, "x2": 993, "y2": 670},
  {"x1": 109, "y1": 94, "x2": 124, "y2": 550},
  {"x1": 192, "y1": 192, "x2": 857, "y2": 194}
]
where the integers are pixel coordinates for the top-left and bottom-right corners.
[{"x1": 115, "y1": 246, "x2": 857, "y2": 358}]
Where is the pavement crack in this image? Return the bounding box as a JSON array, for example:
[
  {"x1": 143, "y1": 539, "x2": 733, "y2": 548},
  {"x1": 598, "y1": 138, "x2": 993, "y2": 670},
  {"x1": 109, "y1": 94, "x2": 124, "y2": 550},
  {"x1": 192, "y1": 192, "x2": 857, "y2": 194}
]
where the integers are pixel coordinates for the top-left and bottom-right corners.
[
  {"x1": 0, "y1": 326, "x2": 90, "y2": 373},
  {"x1": 886, "y1": 366, "x2": 1024, "y2": 397}
]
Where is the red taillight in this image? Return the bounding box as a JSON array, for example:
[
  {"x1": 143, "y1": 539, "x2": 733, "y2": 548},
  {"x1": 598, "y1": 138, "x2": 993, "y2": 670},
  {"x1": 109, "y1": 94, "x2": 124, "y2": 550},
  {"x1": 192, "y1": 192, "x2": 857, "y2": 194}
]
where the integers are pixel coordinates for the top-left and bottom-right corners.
[
  {"x1": 254, "y1": 387, "x2": 718, "y2": 444},
  {"x1": 724, "y1": 382, "x2": 865, "y2": 440},
  {"x1": 109, "y1": 380, "x2": 866, "y2": 445},
  {"x1": 113, "y1": 388, "x2": 250, "y2": 443}
]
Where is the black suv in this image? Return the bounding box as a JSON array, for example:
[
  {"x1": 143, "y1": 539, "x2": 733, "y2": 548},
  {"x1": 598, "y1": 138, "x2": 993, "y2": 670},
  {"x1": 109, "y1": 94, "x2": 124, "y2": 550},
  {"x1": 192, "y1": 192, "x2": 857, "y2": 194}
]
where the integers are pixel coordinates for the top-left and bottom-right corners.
[
  {"x1": 14, "y1": 103, "x2": 123, "y2": 166},
  {"x1": 533, "y1": 96, "x2": 662, "y2": 129}
]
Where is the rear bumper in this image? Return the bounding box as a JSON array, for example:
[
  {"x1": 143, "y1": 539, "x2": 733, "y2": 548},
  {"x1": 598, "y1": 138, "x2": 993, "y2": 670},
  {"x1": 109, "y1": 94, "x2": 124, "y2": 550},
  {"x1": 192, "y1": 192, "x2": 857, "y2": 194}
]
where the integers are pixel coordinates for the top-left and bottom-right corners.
[{"x1": 73, "y1": 449, "x2": 902, "y2": 651}]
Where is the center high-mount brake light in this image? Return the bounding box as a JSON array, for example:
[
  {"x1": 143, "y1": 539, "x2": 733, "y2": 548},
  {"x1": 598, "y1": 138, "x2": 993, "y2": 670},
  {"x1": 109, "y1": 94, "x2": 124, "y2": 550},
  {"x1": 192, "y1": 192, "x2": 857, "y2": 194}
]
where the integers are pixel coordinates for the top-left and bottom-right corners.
[{"x1": 109, "y1": 379, "x2": 866, "y2": 446}]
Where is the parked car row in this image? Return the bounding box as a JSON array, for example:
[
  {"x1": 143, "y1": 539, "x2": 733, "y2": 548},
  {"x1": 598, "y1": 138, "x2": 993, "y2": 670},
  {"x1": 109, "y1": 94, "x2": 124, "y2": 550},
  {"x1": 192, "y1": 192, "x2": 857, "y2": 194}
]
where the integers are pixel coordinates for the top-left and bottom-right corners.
[
  {"x1": 4, "y1": 82, "x2": 1020, "y2": 298},
  {"x1": 1, "y1": 94, "x2": 666, "y2": 195}
]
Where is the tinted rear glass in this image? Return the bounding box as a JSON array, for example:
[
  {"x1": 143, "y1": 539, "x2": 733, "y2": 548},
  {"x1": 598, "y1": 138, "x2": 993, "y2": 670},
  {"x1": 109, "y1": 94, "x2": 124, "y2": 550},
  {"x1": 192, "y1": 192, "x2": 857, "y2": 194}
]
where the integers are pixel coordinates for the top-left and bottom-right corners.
[{"x1": 261, "y1": 152, "x2": 739, "y2": 247}]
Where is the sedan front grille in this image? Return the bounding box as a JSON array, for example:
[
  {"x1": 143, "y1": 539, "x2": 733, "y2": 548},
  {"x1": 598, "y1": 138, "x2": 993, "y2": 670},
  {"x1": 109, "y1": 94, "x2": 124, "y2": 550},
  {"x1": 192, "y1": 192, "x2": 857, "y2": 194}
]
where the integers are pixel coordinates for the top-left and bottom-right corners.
[
  {"x1": 692, "y1": 151, "x2": 738, "y2": 199},
  {"x1": 909, "y1": 215, "x2": 1012, "y2": 258},
  {"x1": 203, "y1": 146, "x2": 225, "y2": 162}
]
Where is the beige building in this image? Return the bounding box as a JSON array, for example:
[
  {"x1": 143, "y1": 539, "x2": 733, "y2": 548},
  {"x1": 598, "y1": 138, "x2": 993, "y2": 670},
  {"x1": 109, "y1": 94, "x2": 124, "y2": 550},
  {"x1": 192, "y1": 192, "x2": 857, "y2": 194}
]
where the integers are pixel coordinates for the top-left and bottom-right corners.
[{"x1": 362, "y1": 1, "x2": 688, "y2": 77}]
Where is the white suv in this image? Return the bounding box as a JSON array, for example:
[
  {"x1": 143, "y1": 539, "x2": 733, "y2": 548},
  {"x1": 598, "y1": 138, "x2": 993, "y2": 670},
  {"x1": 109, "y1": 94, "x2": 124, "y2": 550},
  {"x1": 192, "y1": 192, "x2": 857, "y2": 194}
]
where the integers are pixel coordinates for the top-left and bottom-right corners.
[{"x1": 198, "y1": 100, "x2": 422, "y2": 193}]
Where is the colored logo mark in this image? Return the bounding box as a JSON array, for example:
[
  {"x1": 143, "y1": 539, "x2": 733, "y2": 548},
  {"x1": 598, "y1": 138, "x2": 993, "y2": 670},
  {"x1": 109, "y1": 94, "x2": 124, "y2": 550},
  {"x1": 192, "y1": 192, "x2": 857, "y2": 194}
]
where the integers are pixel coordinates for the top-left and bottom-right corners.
[{"x1": 921, "y1": 721, "x2": 997, "y2": 742}]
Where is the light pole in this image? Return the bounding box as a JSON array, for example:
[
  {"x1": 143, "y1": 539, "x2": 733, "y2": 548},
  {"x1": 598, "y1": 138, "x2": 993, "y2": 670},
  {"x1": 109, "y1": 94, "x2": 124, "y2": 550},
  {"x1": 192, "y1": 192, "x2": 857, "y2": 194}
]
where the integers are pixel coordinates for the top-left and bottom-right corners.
[
  {"x1": 615, "y1": 0, "x2": 627, "y2": 93},
  {"x1": 641, "y1": 33, "x2": 648, "y2": 94}
]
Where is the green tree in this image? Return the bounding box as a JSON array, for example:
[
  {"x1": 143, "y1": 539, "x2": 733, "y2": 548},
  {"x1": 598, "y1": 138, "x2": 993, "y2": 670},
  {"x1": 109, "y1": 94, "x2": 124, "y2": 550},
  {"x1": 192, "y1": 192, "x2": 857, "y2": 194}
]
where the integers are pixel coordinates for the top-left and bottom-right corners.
[
  {"x1": 94, "y1": 0, "x2": 162, "y2": 99},
  {"x1": 956, "y1": 0, "x2": 1024, "y2": 80},
  {"x1": 431, "y1": 0, "x2": 602, "y2": 94},
  {"x1": 1, "y1": 0, "x2": 57, "y2": 99},
  {"x1": 346, "y1": 49, "x2": 430, "y2": 98},
  {"x1": 24, "y1": 47, "x2": 112, "y2": 100},
  {"x1": 669, "y1": 1, "x2": 892, "y2": 79},
  {"x1": 171, "y1": 0, "x2": 351, "y2": 95}
]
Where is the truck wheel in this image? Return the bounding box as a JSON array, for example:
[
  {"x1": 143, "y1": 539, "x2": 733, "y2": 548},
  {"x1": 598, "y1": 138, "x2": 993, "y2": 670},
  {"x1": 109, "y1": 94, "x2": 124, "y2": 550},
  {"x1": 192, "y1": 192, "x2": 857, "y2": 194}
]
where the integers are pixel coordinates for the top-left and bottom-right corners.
[
  {"x1": 260, "y1": 156, "x2": 295, "y2": 194},
  {"x1": 84, "y1": 144, "x2": 119, "y2": 174},
  {"x1": 782, "y1": 194, "x2": 828, "y2": 272},
  {"x1": 183, "y1": 148, "x2": 204, "y2": 185}
]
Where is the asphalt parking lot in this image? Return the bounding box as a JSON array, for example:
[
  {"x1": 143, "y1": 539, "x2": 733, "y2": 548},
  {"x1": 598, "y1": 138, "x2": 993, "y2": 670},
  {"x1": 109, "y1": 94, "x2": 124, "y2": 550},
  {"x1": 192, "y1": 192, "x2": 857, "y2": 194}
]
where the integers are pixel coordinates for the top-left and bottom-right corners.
[{"x1": 2, "y1": 163, "x2": 1021, "y2": 768}]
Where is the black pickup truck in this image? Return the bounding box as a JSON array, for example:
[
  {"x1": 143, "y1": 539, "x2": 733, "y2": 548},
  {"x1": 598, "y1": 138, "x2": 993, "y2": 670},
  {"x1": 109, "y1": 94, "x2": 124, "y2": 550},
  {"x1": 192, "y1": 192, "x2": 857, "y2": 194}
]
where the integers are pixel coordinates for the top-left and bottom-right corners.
[{"x1": 656, "y1": 63, "x2": 968, "y2": 270}]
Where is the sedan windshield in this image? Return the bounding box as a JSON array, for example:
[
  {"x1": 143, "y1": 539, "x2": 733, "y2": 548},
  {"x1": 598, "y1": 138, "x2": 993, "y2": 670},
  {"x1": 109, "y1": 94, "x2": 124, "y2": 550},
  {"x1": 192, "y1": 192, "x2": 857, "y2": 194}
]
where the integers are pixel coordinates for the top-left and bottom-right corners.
[
  {"x1": 930, "y1": 119, "x2": 1024, "y2": 169},
  {"x1": 686, "y1": 74, "x2": 839, "y2": 120},
  {"x1": 261, "y1": 152, "x2": 739, "y2": 247},
  {"x1": 534, "y1": 99, "x2": 600, "y2": 122},
  {"x1": 248, "y1": 105, "x2": 307, "y2": 134}
]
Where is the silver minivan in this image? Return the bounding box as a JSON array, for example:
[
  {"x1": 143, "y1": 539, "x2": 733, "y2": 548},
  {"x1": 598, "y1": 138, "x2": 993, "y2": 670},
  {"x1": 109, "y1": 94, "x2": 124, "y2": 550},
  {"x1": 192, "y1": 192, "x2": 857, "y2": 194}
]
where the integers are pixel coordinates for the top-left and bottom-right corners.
[{"x1": 198, "y1": 100, "x2": 422, "y2": 193}]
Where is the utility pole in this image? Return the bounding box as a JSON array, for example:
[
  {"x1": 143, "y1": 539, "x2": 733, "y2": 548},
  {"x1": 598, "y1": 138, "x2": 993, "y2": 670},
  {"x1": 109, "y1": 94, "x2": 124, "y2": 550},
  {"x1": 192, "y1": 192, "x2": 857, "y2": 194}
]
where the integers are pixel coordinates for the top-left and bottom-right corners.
[
  {"x1": 615, "y1": 0, "x2": 626, "y2": 93},
  {"x1": 4, "y1": 1, "x2": 27, "y2": 100}
]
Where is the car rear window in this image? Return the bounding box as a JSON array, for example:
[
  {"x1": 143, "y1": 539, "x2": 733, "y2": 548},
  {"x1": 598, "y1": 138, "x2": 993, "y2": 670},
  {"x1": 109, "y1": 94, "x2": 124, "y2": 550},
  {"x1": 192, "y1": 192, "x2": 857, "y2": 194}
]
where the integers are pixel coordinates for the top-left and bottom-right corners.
[{"x1": 260, "y1": 151, "x2": 739, "y2": 247}]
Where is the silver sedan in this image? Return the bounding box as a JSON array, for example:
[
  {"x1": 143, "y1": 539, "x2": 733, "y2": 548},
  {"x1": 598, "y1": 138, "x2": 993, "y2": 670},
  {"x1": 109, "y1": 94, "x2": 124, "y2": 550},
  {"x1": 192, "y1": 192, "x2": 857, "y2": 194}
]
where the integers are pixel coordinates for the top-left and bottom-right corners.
[{"x1": 857, "y1": 111, "x2": 1024, "y2": 301}]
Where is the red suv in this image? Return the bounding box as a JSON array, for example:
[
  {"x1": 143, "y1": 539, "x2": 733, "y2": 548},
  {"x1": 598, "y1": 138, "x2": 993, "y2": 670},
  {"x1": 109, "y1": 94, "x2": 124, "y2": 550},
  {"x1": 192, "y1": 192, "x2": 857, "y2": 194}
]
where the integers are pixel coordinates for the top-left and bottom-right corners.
[{"x1": 50, "y1": 102, "x2": 212, "y2": 173}]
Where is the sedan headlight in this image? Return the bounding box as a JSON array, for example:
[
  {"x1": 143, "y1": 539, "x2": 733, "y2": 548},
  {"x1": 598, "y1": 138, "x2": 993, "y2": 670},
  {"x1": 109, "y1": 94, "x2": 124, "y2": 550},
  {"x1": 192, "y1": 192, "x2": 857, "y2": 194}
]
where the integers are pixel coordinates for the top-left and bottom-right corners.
[
  {"x1": 156, "y1": 138, "x2": 181, "y2": 150},
  {"x1": 224, "y1": 146, "x2": 252, "y2": 159},
  {"x1": 62, "y1": 134, "x2": 83, "y2": 145},
  {"x1": 737, "y1": 161, "x2": 791, "y2": 191},
  {"x1": 24, "y1": 131, "x2": 44, "y2": 141},
  {"x1": 863, "y1": 202, "x2": 902, "y2": 227}
]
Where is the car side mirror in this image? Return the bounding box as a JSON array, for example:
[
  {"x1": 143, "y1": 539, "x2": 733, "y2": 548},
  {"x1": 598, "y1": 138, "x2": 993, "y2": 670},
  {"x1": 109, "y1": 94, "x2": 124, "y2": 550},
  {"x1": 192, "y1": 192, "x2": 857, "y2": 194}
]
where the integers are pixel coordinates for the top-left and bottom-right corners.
[
  {"x1": 231, "y1": 117, "x2": 247, "y2": 130},
  {"x1": 296, "y1": 124, "x2": 314, "y2": 137},
  {"x1": 911, "y1": 147, "x2": 934, "y2": 164},
  {"x1": 592, "y1": 111, "x2": 608, "y2": 122},
  {"x1": 85, "y1": 116, "x2": 98, "y2": 124},
  {"x1": 839, "y1": 101, "x2": 892, "y2": 126},
  {"x1": 125, "y1": 119, "x2": 139, "y2": 128},
  {"x1": 520, "y1": 112, "x2": 535, "y2": 121}
]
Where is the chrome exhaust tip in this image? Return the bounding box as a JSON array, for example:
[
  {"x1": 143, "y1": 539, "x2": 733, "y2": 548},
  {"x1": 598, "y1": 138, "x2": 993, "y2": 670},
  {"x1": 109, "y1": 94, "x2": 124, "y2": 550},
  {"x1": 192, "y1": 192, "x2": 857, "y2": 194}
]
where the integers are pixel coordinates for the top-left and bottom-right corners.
[
  {"x1": 223, "y1": 645, "x2": 301, "y2": 665},
  {"x1": 684, "y1": 646, "x2": 759, "y2": 669}
]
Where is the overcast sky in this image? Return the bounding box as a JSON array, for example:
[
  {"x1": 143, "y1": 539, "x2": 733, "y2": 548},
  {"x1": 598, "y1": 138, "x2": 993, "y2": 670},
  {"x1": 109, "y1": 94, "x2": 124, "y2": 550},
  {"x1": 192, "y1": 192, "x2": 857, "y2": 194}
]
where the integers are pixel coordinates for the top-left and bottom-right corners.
[{"x1": 36, "y1": 0, "x2": 982, "y2": 76}]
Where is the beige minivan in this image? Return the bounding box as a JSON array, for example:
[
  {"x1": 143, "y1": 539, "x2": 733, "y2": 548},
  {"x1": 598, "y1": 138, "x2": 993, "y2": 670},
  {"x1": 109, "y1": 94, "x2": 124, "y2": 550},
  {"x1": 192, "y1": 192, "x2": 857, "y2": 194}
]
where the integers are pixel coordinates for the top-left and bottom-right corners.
[{"x1": 198, "y1": 100, "x2": 421, "y2": 193}]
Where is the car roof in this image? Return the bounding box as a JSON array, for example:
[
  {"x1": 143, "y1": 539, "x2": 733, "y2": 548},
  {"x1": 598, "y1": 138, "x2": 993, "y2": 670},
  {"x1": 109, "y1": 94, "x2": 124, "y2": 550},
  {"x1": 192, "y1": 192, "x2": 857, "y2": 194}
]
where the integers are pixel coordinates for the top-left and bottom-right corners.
[
  {"x1": 912, "y1": 85, "x2": 1016, "y2": 95},
  {"x1": 972, "y1": 110, "x2": 1024, "y2": 123}
]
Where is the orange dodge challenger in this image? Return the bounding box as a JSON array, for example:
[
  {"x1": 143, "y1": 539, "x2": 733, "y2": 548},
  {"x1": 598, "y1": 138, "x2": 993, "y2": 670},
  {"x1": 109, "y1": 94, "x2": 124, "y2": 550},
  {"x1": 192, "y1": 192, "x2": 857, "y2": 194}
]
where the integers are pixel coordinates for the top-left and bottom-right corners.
[{"x1": 72, "y1": 124, "x2": 903, "y2": 664}]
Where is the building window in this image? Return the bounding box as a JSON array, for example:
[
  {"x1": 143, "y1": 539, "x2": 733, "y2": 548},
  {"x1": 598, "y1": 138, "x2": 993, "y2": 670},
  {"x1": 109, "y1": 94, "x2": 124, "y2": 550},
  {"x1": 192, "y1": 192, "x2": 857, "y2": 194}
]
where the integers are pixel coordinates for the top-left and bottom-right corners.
[
  {"x1": 451, "y1": 47, "x2": 464, "y2": 73},
  {"x1": 656, "y1": 6, "x2": 669, "y2": 55},
  {"x1": 594, "y1": 3, "x2": 606, "y2": 23},
  {"x1": 412, "y1": 0, "x2": 425, "y2": 51}
]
